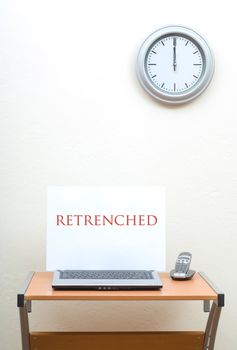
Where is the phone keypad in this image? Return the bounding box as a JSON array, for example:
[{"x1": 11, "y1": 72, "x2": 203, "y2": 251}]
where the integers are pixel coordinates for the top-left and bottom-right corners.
[{"x1": 176, "y1": 256, "x2": 191, "y2": 273}]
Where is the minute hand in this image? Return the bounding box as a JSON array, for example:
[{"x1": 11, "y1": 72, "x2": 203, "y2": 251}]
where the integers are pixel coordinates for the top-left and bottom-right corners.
[{"x1": 173, "y1": 37, "x2": 177, "y2": 71}]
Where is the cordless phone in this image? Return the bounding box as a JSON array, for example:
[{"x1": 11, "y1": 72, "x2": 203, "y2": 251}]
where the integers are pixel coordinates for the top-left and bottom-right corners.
[{"x1": 170, "y1": 252, "x2": 196, "y2": 280}]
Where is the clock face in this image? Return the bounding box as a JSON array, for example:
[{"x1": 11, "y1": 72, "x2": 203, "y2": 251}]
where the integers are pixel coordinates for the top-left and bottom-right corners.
[
  {"x1": 146, "y1": 35, "x2": 204, "y2": 94},
  {"x1": 137, "y1": 26, "x2": 214, "y2": 104}
]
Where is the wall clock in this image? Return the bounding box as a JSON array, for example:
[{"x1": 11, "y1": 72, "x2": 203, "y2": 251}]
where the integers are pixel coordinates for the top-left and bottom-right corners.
[{"x1": 136, "y1": 25, "x2": 214, "y2": 104}]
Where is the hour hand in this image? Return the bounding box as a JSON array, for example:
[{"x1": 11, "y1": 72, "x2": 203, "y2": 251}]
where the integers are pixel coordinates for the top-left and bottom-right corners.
[{"x1": 173, "y1": 37, "x2": 177, "y2": 71}]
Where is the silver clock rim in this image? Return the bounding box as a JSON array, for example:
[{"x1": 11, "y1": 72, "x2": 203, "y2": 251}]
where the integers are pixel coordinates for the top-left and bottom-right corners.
[{"x1": 136, "y1": 25, "x2": 215, "y2": 104}]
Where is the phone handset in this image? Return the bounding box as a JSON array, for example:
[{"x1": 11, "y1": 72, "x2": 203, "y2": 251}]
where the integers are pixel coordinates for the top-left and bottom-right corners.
[{"x1": 170, "y1": 252, "x2": 196, "y2": 280}]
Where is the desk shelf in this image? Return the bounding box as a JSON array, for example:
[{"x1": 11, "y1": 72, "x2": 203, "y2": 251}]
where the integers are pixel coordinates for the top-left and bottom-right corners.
[{"x1": 30, "y1": 331, "x2": 205, "y2": 350}]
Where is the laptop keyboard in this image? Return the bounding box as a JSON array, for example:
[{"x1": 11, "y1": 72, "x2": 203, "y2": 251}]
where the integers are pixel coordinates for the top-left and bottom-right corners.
[{"x1": 59, "y1": 270, "x2": 154, "y2": 280}]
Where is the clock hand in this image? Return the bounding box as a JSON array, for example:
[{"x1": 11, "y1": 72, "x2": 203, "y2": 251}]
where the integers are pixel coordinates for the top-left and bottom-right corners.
[{"x1": 173, "y1": 37, "x2": 177, "y2": 71}]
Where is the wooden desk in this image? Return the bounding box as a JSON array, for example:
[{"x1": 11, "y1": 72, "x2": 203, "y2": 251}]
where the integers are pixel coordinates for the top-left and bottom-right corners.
[{"x1": 17, "y1": 272, "x2": 224, "y2": 350}]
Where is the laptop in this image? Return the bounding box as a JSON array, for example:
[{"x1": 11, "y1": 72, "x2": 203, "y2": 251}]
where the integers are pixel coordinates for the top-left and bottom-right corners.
[
  {"x1": 49, "y1": 187, "x2": 165, "y2": 291},
  {"x1": 52, "y1": 269, "x2": 163, "y2": 290}
]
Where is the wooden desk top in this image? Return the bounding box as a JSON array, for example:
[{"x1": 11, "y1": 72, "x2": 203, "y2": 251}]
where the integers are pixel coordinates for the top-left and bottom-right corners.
[{"x1": 24, "y1": 272, "x2": 217, "y2": 302}]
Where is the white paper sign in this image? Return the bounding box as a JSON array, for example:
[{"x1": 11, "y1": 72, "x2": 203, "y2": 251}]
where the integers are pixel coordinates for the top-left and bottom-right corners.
[{"x1": 47, "y1": 186, "x2": 165, "y2": 271}]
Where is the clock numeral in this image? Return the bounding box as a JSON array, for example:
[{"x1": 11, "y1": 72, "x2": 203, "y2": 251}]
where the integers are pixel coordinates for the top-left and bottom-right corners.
[
  {"x1": 193, "y1": 51, "x2": 198, "y2": 54},
  {"x1": 193, "y1": 75, "x2": 198, "y2": 79},
  {"x1": 185, "y1": 40, "x2": 189, "y2": 46},
  {"x1": 161, "y1": 41, "x2": 165, "y2": 46},
  {"x1": 152, "y1": 50, "x2": 157, "y2": 54},
  {"x1": 193, "y1": 63, "x2": 202, "y2": 66},
  {"x1": 185, "y1": 83, "x2": 188, "y2": 88},
  {"x1": 151, "y1": 75, "x2": 157, "y2": 79},
  {"x1": 174, "y1": 83, "x2": 176, "y2": 91},
  {"x1": 161, "y1": 83, "x2": 165, "y2": 88},
  {"x1": 148, "y1": 63, "x2": 157, "y2": 66}
]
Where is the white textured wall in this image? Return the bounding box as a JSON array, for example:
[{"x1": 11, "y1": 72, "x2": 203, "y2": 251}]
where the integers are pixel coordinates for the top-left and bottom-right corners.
[{"x1": 1, "y1": 0, "x2": 237, "y2": 349}]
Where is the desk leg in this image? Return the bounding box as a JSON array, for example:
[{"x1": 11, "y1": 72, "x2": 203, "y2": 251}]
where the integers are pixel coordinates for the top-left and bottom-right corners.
[
  {"x1": 19, "y1": 301, "x2": 31, "y2": 350},
  {"x1": 203, "y1": 302, "x2": 222, "y2": 350}
]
